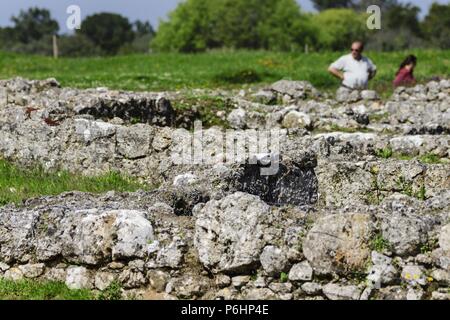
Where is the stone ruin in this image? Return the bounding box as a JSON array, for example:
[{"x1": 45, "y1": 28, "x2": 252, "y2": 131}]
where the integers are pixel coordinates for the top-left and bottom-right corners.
[{"x1": 0, "y1": 77, "x2": 449, "y2": 300}]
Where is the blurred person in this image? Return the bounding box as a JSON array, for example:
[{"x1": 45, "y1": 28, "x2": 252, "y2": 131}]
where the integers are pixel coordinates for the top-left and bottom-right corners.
[
  {"x1": 328, "y1": 41, "x2": 377, "y2": 90},
  {"x1": 393, "y1": 55, "x2": 417, "y2": 87}
]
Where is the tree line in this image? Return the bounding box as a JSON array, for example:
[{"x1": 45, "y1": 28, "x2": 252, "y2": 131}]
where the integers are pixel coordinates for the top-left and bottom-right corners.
[
  {"x1": 0, "y1": 0, "x2": 448, "y2": 57},
  {"x1": 0, "y1": 9, "x2": 155, "y2": 56},
  {"x1": 153, "y1": 0, "x2": 450, "y2": 52}
]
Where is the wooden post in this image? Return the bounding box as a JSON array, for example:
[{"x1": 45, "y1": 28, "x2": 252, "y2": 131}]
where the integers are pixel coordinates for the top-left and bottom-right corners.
[
  {"x1": 53, "y1": 35, "x2": 59, "y2": 59},
  {"x1": 305, "y1": 44, "x2": 309, "y2": 54}
]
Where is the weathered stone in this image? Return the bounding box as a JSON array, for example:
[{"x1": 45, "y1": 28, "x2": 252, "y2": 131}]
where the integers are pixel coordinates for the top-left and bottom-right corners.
[
  {"x1": 94, "y1": 271, "x2": 117, "y2": 290},
  {"x1": 227, "y1": 108, "x2": 247, "y2": 129},
  {"x1": 18, "y1": 263, "x2": 45, "y2": 278},
  {"x1": 194, "y1": 192, "x2": 270, "y2": 274},
  {"x1": 439, "y1": 224, "x2": 450, "y2": 252},
  {"x1": 173, "y1": 173, "x2": 198, "y2": 187},
  {"x1": 270, "y1": 80, "x2": 319, "y2": 101},
  {"x1": 215, "y1": 275, "x2": 232, "y2": 288},
  {"x1": 406, "y1": 288, "x2": 424, "y2": 301},
  {"x1": 74, "y1": 119, "x2": 116, "y2": 143},
  {"x1": 360, "y1": 286, "x2": 373, "y2": 300},
  {"x1": 282, "y1": 111, "x2": 312, "y2": 129},
  {"x1": 260, "y1": 246, "x2": 289, "y2": 276},
  {"x1": 0, "y1": 88, "x2": 7, "y2": 107},
  {"x1": 116, "y1": 124, "x2": 152, "y2": 159},
  {"x1": 268, "y1": 282, "x2": 292, "y2": 294},
  {"x1": 301, "y1": 282, "x2": 322, "y2": 295},
  {"x1": 232, "y1": 276, "x2": 251, "y2": 288},
  {"x1": 242, "y1": 288, "x2": 278, "y2": 300},
  {"x1": 0, "y1": 262, "x2": 10, "y2": 272},
  {"x1": 165, "y1": 275, "x2": 210, "y2": 299},
  {"x1": 367, "y1": 251, "x2": 398, "y2": 287},
  {"x1": 65, "y1": 266, "x2": 93, "y2": 290},
  {"x1": 43, "y1": 268, "x2": 66, "y2": 282},
  {"x1": 381, "y1": 211, "x2": 431, "y2": 257},
  {"x1": 112, "y1": 211, "x2": 154, "y2": 260},
  {"x1": 361, "y1": 90, "x2": 379, "y2": 101},
  {"x1": 118, "y1": 269, "x2": 147, "y2": 289},
  {"x1": 3, "y1": 267, "x2": 24, "y2": 281},
  {"x1": 303, "y1": 213, "x2": 374, "y2": 275},
  {"x1": 288, "y1": 261, "x2": 313, "y2": 281},
  {"x1": 376, "y1": 286, "x2": 407, "y2": 300},
  {"x1": 147, "y1": 270, "x2": 169, "y2": 292},
  {"x1": 431, "y1": 269, "x2": 450, "y2": 286},
  {"x1": 322, "y1": 283, "x2": 362, "y2": 300},
  {"x1": 252, "y1": 90, "x2": 277, "y2": 105},
  {"x1": 236, "y1": 153, "x2": 318, "y2": 206},
  {"x1": 431, "y1": 291, "x2": 450, "y2": 300}
]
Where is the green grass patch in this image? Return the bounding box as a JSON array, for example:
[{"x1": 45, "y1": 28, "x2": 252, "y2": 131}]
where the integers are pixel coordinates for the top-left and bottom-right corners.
[
  {"x1": 369, "y1": 112, "x2": 390, "y2": 123},
  {"x1": 0, "y1": 50, "x2": 448, "y2": 93},
  {"x1": 418, "y1": 153, "x2": 443, "y2": 164},
  {"x1": 0, "y1": 279, "x2": 124, "y2": 300},
  {"x1": 393, "y1": 154, "x2": 415, "y2": 161},
  {"x1": 420, "y1": 238, "x2": 439, "y2": 254},
  {"x1": 0, "y1": 278, "x2": 94, "y2": 300},
  {"x1": 0, "y1": 159, "x2": 151, "y2": 205},
  {"x1": 370, "y1": 233, "x2": 391, "y2": 253},
  {"x1": 375, "y1": 148, "x2": 393, "y2": 159},
  {"x1": 280, "y1": 272, "x2": 289, "y2": 283},
  {"x1": 173, "y1": 94, "x2": 235, "y2": 128},
  {"x1": 394, "y1": 175, "x2": 427, "y2": 200}
]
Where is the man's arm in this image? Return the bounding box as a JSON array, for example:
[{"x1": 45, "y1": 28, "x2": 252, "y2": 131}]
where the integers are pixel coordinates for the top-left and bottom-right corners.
[{"x1": 328, "y1": 66, "x2": 344, "y2": 81}]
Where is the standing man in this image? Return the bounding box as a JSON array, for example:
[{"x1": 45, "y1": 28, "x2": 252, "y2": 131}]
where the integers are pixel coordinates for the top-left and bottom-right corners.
[{"x1": 328, "y1": 41, "x2": 377, "y2": 90}]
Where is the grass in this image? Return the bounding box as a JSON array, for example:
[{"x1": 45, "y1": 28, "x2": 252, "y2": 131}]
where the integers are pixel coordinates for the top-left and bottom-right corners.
[
  {"x1": 280, "y1": 272, "x2": 289, "y2": 283},
  {"x1": 418, "y1": 153, "x2": 444, "y2": 164},
  {"x1": 173, "y1": 94, "x2": 235, "y2": 128},
  {"x1": 0, "y1": 159, "x2": 150, "y2": 206},
  {"x1": 375, "y1": 148, "x2": 393, "y2": 159},
  {"x1": 395, "y1": 175, "x2": 427, "y2": 201},
  {"x1": 0, "y1": 278, "x2": 94, "y2": 300},
  {"x1": 420, "y1": 238, "x2": 439, "y2": 254},
  {"x1": 374, "y1": 150, "x2": 445, "y2": 165},
  {"x1": 0, "y1": 49, "x2": 448, "y2": 94},
  {"x1": 370, "y1": 233, "x2": 391, "y2": 253},
  {"x1": 0, "y1": 279, "x2": 124, "y2": 300}
]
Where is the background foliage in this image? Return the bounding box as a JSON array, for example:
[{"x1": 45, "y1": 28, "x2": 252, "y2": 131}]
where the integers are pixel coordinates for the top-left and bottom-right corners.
[{"x1": 0, "y1": 1, "x2": 448, "y2": 56}]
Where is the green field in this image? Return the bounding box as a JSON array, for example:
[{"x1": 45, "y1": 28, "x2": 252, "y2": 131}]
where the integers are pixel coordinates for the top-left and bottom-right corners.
[{"x1": 0, "y1": 50, "x2": 449, "y2": 94}]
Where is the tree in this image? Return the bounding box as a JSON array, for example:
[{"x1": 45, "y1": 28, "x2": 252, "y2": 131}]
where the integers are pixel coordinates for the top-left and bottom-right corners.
[
  {"x1": 365, "y1": 2, "x2": 423, "y2": 51},
  {"x1": 78, "y1": 13, "x2": 134, "y2": 55},
  {"x1": 422, "y1": 3, "x2": 450, "y2": 49},
  {"x1": 257, "y1": 0, "x2": 317, "y2": 51},
  {"x1": 384, "y1": 3, "x2": 421, "y2": 36},
  {"x1": 11, "y1": 7, "x2": 59, "y2": 43},
  {"x1": 152, "y1": 0, "x2": 221, "y2": 52},
  {"x1": 152, "y1": 0, "x2": 315, "y2": 52},
  {"x1": 352, "y1": 0, "x2": 399, "y2": 12},
  {"x1": 134, "y1": 21, "x2": 155, "y2": 37},
  {"x1": 58, "y1": 34, "x2": 102, "y2": 57},
  {"x1": 312, "y1": 9, "x2": 368, "y2": 51},
  {"x1": 311, "y1": 0, "x2": 354, "y2": 11},
  {"x1": 0, "y1": 27, "x2": 18, "y2": 49}
]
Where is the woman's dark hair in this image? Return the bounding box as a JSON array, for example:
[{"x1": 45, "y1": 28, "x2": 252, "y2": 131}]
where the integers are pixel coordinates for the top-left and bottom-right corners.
[{"x1": 397, "y1": 55, "x2": 417, "y2": 75}]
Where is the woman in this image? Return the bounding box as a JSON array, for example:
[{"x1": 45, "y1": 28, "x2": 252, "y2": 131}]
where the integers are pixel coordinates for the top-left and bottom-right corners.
[{"x1": 393, "y1": 55, "x2": 417, "y2": 87}]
